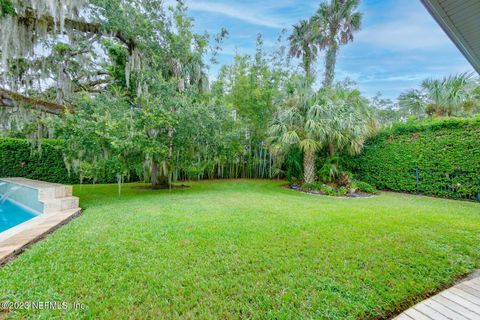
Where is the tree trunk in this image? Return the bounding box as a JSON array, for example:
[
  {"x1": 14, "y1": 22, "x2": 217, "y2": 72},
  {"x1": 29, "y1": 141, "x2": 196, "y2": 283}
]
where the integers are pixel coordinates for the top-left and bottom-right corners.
[
  {"x1": 304, "y1": 50, "x2": 312, "y2": 80},
  {"x1": 303, "y1": 150, "x2": 316, "y2": 184},
  {"x1": 151, "y1": 161, "x2": 169, "y2": 189},
  {"x1": 328, "y1": 143, "x2": 335, "y2": 156},
  {"x1": 323, "y1": 44, "x2": 338, "y2": 88},
  {"x1": 151, "y1": 161, "x2": 159, "y2": 188}
]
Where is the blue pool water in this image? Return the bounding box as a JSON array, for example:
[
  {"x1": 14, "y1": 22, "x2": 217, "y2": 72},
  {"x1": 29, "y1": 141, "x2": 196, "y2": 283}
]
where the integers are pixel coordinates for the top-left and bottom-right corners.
[{"x1": 0, "y1": 199, "x2": 37, "y2": 233}]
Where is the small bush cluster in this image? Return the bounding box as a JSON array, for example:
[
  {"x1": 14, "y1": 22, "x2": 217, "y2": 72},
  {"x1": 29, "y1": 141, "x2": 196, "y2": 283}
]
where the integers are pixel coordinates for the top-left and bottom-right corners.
[
  {"x1": 302, "y1": 179, "x2": 377, "y2": 197},
  {"x1": 351, "y1": 180, "x2": 378, "y2": 194}
]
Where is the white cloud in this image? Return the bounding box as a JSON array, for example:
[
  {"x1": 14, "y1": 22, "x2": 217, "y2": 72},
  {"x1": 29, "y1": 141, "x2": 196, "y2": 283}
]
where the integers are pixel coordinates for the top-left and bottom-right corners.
[
  {"x1": 185, "y1": 1, "x2": 287, "y2": 29},
  {"x1": 356, "y1": 10, "x2": 451, "y2": 51},
  {"x1": 361, "y1": 74, "x2": 428, "y2": 83}
]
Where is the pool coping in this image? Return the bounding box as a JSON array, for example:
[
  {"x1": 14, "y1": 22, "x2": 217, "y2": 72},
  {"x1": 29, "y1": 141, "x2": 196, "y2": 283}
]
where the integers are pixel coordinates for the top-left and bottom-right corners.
[
  {"x1": 0, "y1": 208, "x2": 82, "y2": 265},
  {"x1": 0, "y1": 178, "x2": 81, "y2": 266}
]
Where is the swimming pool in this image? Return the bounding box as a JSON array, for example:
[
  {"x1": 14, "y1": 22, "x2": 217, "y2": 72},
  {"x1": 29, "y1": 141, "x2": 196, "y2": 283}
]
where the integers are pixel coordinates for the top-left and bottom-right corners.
[{"x1": 0, "y1": 199, "x2": 38, "y2": 233}]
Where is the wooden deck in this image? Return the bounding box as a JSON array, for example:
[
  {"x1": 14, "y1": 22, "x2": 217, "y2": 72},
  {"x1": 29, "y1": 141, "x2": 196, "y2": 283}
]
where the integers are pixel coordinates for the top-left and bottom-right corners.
[{"x1": 394, "y1": 276, "x2": 480, "y2": 320}]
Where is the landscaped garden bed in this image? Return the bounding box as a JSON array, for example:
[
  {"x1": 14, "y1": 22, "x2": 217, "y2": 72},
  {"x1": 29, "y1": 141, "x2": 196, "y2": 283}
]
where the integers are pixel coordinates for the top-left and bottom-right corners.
[{"x1": 287, "y1": 179, "x2": 378, "y2": 198}]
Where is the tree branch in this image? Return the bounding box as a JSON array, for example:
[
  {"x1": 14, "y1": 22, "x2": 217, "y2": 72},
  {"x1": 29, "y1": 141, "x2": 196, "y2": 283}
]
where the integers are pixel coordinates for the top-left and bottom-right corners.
[
  {"x1": 18, "y1": 9, "x2": 136, "y2": 49},
  {"x1": 74, "y1": 78, "x2": 111, "y2": 92},
  {"x1": 0, "y1": 87, "x2": 69, "y2": 114}
]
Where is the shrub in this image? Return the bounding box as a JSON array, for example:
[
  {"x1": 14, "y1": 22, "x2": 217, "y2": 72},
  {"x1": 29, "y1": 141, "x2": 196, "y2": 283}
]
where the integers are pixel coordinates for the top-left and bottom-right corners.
[
  {"x1": 285, "y1": 147, "x2": 303, "y2": 185},
  {"x1": 318, "y1": 156, "x2": 339, "y2": 183},
  {"x1": 352, "y1": 181, "x2": 378, "y2": 194},
  {"x1": 0, "y1": 138, "x2": 79, "y2": 183},
  {"x1": 337, "y1": 186, "x2": 348, "y2": 196},
  {"x1": 321, "y1": 185, "x2": 338, "y2": 196},
  {"x1": 302, "y1": 182, "x2": 323, "y2": 191},
  {"x1": 344, "y1": 117, "x2": 480, "y2": 200}
]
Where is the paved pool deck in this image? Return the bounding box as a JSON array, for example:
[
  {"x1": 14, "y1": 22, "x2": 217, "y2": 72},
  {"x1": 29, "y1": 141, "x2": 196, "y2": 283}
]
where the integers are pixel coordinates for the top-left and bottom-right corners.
[{"x1": 0, "y1": 178, "x2": 81, "y2": 265}]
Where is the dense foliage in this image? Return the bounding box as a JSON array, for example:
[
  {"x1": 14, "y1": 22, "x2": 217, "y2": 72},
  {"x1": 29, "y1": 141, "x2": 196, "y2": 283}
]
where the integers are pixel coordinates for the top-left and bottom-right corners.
[
  {"x1": 0, "y1": 138, "x2": 79, "y2": 183},
  {"x1": 0, "y1": 138, "x2": 137, "y2": 183},
  {"x1": 0, "y1": 1, "x2": 293, "y2": 188},
  {"x1": 345, "y1": 117, "x2": 480, "y2": 200},
  {"x1": 398, "y1": 73, "x2": 480, "y2": 119},
  {"x1": 0, "y1": 0, "x2": 478, "y2": 198}
]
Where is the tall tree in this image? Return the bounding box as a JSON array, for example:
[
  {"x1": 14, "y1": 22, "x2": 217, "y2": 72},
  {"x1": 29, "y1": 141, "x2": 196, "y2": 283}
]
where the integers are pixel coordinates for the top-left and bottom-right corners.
[
  {"x1": 288, "y1": 19, "x2": 318, "y2": 79},
  {"x1": 0, "y1": 0, "x2": 222, "y2": 189},
  {"x1": 313, "y1": 0, "x2": 362, "y2": 88}
]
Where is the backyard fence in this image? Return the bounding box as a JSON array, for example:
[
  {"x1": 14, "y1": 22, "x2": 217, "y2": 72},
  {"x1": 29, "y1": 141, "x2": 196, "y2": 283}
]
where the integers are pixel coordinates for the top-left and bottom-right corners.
[{"x1": 413, "y1": 168, "x2": 480, "y2": 201}]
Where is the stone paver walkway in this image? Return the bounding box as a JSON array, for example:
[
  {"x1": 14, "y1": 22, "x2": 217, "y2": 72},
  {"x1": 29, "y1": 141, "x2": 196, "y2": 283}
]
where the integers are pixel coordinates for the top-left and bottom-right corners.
[{"x1": 394, "y1": 275, "x2": 480, "y2": 320}]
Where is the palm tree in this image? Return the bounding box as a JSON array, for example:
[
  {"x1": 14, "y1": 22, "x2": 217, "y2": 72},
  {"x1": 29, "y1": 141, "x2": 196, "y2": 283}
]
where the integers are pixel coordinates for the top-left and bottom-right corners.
[
  {"x1": 399, "y1": 73, "x2": 479, "y2": 118},
  {"x1": 269, "y1": 77, "x2": 319, "y2": 183},
  {"x1": 398, "y1": 89, "x2": 426, "y2": 119},
  {"x1": 312, "y1": 85, "x2": 375, "y2": 157},
  {"x1": 312, "y1": 0, "x2": 362, "y2": 88},
  {"x1": 288, "y1": 19, "x2": 319, "y2": 79},
  {"x1": 269, "y1": 78, "x2": 374, "y2": 184}
]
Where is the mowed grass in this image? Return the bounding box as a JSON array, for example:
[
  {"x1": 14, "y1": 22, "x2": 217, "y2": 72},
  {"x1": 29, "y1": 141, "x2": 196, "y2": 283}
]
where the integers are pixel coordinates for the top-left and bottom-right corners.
[{"x1": 0, "y1": 180, "x2": 479, "y2": 319}]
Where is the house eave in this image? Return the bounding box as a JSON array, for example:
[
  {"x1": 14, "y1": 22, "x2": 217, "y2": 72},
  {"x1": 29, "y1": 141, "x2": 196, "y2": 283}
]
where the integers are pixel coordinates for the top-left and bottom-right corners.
[{"x1": 421, "y1": 0, "x2": 480, "y2": 74}]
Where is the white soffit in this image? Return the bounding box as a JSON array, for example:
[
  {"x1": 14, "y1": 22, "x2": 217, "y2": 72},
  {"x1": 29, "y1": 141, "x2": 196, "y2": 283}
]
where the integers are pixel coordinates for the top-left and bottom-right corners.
[{"x1": 421, "y1": 0, "x2": 480, "y2": 74}]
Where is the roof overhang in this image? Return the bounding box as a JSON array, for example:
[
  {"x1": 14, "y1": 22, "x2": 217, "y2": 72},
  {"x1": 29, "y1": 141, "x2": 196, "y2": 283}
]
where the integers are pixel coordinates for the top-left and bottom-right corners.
[{"x1": 421, "y1": 0, "x2": 480, "y2": 74}]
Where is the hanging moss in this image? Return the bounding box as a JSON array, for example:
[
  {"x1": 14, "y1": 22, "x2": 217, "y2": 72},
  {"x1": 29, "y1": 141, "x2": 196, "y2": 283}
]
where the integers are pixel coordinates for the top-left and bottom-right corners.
[{"x1": 0, "y1": 0, "x2": 85, "y2": 69}]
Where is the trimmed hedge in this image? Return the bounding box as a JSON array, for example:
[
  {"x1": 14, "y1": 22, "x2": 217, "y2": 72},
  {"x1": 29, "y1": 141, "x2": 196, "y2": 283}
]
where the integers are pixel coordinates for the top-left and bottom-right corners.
[
  {"x1": 0, "y1": 138, "x2": 139, "y2": 184},
  {"x1": 344, "y1": 117, "x2": 480, "y2": 201},
  {"x1": 0, "y1": 138, "x2": 81, "y2": 183}
]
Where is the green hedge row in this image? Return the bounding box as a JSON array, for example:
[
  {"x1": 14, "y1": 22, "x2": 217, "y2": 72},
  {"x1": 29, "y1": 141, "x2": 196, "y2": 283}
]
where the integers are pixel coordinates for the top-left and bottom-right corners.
[
  {"x1": 344, "y1": 117, "x2": 480, "y2": 201},
  {"x1": 0, "y1": 139, "x2": 80, "y2": 183},
  {"x1": 0, "y1": 138, "x2": 127, "y2": 184},
  {"x1": 0, "y1": 138, "x2": 139, "y2": 184}
]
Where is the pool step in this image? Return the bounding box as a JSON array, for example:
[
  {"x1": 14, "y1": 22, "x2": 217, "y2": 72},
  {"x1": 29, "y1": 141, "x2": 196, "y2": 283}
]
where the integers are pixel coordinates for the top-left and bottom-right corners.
[
  {"x1": 38, "y1": 185, "x2": 73, "y2": 201},
  {"x1": 42, "y1": 196, "x2": 80, "y2": 214},
  {"x1": 0, "y1": 178, "x2": 79, "y2": 215}
]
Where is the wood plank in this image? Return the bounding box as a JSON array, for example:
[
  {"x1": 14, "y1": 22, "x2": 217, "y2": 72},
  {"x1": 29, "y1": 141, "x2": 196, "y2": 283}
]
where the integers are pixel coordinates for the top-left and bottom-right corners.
[
  {"x1": 427, "y1": 297, "x2": 474, "y2": 320},
  {"x1": 470, "y1": 278, "x2": 480, "y2": 287},
  {"x1": 458, "y1": 283, "x2": 480, "y2": 296},
  {"x1": 394, "y1": 313, "x2": 414, "y2": 320},
  {"x1": 464, "y1": 281, "x2": 480, "y2": 292},
  {"x1": 450, "y1": 287, "x2": 480, "y2": 306},
  {"x1": 441, "y1": 291, "x2": 480, "y2": 314},
  {"x1": 404, "y1": 308, "x2": 433, "y2": 320},
  {"x1": 433, "y1": 295, "x2": 480, "y2": 320},
  {"x1": 414, "y1": 302, "x2": 451, "y2": 320}
]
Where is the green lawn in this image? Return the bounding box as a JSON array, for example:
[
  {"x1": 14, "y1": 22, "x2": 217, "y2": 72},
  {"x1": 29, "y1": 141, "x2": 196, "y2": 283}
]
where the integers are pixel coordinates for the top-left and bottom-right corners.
[{"x1": 0, "y1": 180, "x2": 479, "y2": 319}]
